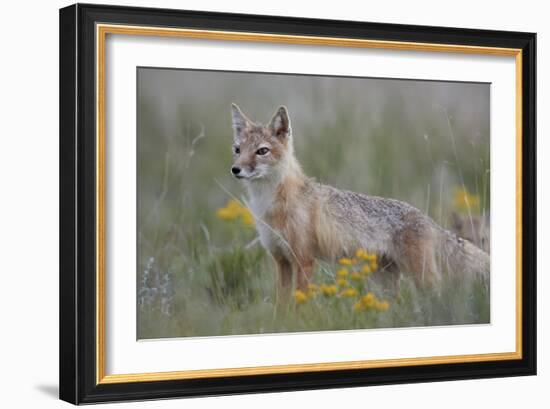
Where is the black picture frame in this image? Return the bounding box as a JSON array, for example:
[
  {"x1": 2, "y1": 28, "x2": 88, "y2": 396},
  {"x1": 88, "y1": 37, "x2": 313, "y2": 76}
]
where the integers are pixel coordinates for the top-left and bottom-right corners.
[{"x1": 59, "y1": 3, "x2": 536, "y2": 404}]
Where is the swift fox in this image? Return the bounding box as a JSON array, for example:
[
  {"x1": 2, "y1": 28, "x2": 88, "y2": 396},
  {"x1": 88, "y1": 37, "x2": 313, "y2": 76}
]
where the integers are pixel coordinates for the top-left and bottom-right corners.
[{"x1": 230, "y1": 103, "x2": 490, "y2": 299}]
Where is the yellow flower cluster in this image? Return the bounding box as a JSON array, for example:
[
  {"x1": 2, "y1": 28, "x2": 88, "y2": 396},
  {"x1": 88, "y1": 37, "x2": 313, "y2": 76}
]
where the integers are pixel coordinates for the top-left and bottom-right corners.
[
  {"x1": 320, "y1": 284, "x2": 338, "y2": 297},
  {"x1": 216, "y1": 199, "x2": 255, "y2": 226},
  {"x1": 306, "y1": 283, "x2": 318, "y2": 293},
  {"x1": 294, "y1": 284, "x2": 320, "y2": 304},
  {"x1": 292, "y1": 248, "x2": 391, "y2": 313},
  {"x1": 338, "y1": 249, "x2": 379, "y2": 280},
  {"x1": 340, "y1": 287, "x2": 358, "y2": 298},
  {"x1": 294, "y1": 290, "x2": 308, "y2": 304},
  {"x1": 350, "y1": 271, "x2": 362, "y2": 281},
  {"x1": 353, "y1": 292, "x2": 390, "y2": 312},
  {"x1": 336, "y1": 268, "x2": 348, "y2": 278},
  {"x1": 453, "y1": 187, "x2": 480, "y2": 213},
  {"x1": 337, "y1": 258, "x2": 353, "y2": 266}
]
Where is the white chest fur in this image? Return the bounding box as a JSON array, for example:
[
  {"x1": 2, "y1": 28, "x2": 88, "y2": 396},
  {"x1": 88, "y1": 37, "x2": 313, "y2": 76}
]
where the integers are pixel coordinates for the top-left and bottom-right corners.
[
  {"x1": 246, "y1": 182, "x2": 289, "y2": 257},
  {"x1": 247, "y1": 183, "x2": 274, "y2": 219}
]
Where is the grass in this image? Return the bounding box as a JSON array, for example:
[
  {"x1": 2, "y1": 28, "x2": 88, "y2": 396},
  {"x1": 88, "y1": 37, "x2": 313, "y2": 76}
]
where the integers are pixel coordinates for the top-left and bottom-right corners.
[
  {"x1": 137, "y1": 238, "x2": 489, "y2": 338},
  {"x1": 136, "y1": 68, "x2": 490, "y2": 339}
]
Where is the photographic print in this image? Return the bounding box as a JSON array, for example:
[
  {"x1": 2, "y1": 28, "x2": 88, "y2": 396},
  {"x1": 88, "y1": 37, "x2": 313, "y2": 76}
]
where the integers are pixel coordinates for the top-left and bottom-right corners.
[
  {"x1": 137, "y1": 68, "x2": 490, "y2": 339},
  {"x1": 60, "y1": 5, "x2": 536, "y2": 403}
]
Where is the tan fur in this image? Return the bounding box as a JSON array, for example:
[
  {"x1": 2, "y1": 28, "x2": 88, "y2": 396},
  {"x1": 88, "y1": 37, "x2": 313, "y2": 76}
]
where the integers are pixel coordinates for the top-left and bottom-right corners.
[
  {"x1": 230, "y1": 104, "x2": 490, "y2": 300},
  {"x1": 450, "y1": 212, "x2": 490, "y2": 253},
  {"x1": 264, "y1": 176, "x2": 316, "y2": 296}
]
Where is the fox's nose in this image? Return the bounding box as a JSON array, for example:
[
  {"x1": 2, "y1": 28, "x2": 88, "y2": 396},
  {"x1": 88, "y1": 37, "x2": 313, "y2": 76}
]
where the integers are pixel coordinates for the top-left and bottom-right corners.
[{"x1": 231, "y1": 166, "x2": 241, "y2": 175}]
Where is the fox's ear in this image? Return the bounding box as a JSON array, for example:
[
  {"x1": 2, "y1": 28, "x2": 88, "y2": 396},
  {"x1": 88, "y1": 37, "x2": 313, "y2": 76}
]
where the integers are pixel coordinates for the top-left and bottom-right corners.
[
  {"x1": 268, "y1": 106, "x2": 291, "y2": 139},
  {"x1": 231, "y1": 103, "x2": 250, "y2": 138}
]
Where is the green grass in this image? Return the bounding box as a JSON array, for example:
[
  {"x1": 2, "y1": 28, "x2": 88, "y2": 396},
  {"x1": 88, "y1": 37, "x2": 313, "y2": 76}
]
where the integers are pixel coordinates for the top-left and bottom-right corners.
[
  {"x1": 136, "y1": 68, "x2": 490, "y2": 339},
  {"x1": 137, "y1": 242, "x2": 489, "y2": 338}
]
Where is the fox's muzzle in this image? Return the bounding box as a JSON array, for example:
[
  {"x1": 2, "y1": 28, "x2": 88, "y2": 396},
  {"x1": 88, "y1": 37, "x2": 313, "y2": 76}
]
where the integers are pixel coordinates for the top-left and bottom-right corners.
[{"x1": 231, "y1": 166, "x2": 245, "y2": 179}]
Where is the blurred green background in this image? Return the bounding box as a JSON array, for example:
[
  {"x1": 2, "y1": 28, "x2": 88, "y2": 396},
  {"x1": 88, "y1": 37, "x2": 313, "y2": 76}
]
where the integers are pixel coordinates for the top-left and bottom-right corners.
[{"x1": 137, "y1": 68, "x2": 490, "y2": 339}]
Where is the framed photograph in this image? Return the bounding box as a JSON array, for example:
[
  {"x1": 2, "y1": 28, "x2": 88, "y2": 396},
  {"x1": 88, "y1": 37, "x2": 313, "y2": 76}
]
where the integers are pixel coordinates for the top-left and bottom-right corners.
[{"x1": 59, "y1": 3, "x2": 536, "y2": 404}]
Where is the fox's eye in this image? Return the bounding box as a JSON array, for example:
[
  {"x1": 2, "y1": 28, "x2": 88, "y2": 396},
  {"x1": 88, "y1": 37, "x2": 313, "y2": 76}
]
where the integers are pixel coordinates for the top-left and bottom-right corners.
[
  {"x1": 234, "y1": 147, "x2": 240, "y2": 154},
  {"x1": 256, "y1": 147, "x2": 269, "y2": 156}
]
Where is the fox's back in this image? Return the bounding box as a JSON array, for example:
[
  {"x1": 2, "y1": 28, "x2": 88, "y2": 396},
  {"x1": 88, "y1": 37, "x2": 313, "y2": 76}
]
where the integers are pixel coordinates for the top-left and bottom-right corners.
[{"x1": 312, "y1": 183, "x2": 436, "y2": 260}]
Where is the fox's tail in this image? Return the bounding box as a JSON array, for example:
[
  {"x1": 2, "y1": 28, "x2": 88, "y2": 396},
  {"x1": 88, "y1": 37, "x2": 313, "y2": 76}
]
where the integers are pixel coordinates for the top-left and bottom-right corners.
[{"x1": 438, "y1": 228, "x2": 490, "y2": 282}]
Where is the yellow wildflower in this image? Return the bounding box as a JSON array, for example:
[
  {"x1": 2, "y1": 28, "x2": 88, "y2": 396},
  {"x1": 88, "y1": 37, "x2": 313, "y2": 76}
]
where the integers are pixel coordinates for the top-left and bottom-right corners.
[
  {"x1": 352, "y1": 291, "x2": 390, "y2": 312},
  {"x1": 453, "y1": 187, "x2": 480, "y2": 213},
  {"x1": 321, "y1": 284, "x2": 338, "y2": 297},
  {"x1": 336, "y1": 268, "x2": 349, "y2": 278},
  {"x1": 356, "y1": 248, "x2": 378, "y2": 261},
  {"x1": 337, "y1": 278, "x2": 349, "y2": 287},
  {"x1": 353, "y1": 301, "x2": 364, "y2": 312},
  {"x1": 216, "y1": 199, "x2": 255, "y2": 226},
  {"x1": 375, "y1": 300, "x2": 390, "y2": 311},
  {"x1": 370, "y1": 260, "x2": 378, "y2": 271},
  {"x1": 294, "y1": 290, "x2": 308, "y2": 304},
  {"x1": 362, "y1": 264, "x2": 372, "y2": 275},
  {"x1": 341, "y1": 288, "x2": 358, "y2": 298},
  {"x1": 338, "y1": 258, "x2": 353, "y2": 266},
  {"x1": 216, "y1": 208, "x2": 234, "y2": 220},
  {"x1": 361, "y1": 292, "x2": 376, "y2": 308},
  {"x1": 241, "y1": 211, "x2": 255, "y2": 226},
  {"x1": 350, "y1": 271, "x2": 362, "y2": 281},
  {"x1": 306, "y1": 283, "x2": 318, "y2": 298}
]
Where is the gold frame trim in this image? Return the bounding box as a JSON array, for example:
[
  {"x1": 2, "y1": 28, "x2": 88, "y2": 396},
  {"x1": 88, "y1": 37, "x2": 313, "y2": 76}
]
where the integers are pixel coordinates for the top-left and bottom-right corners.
[{"x1": 95, "y1": 23, "x2": 523, "y2": 385}]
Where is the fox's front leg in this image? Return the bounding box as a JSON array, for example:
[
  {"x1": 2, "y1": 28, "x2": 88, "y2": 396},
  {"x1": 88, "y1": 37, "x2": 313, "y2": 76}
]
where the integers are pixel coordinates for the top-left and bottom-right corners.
[
  {"x1": 272, "y1": 253, "x2": 293, "y2": 303},
  {"x1": 295, "y1": 258, "x2": 314, "y2": 292}
]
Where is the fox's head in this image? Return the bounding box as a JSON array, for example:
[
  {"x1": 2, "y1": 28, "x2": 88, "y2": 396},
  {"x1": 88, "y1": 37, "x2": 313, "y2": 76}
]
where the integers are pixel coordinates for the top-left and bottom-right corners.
[{"x1": 230, "y1": 103, "x2": 293, "y2": 182}]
